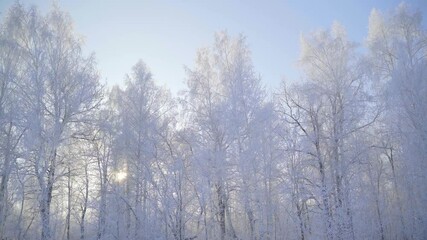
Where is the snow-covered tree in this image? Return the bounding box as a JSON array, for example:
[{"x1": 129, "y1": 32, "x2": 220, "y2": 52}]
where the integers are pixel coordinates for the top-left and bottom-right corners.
[
  {"x1": 368, "y1": 3, "x2": 427, "y2": 239},
  {"x1": 0, "y1": 2, "x2": 425, "y2": 240},
  {"x1": 0, "y1": 5, "x2": 103, "y2": 239},
  {"x1": 182, "y1": 31, "x2": 274, "y2": 240},
  {"x1": 277, "y1": 22, "x2": 378, "y2": 240}
]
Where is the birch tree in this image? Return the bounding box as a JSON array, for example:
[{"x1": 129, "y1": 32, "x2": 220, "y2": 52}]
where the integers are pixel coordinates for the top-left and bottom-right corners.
[
  {"x1": 182, "y1": 31, "x2": 269, "y2": 240},
  {"x1": 277, "y1": 22, "x2": 377, "y2": 240},
  {"x1": 367, "y1": 4, "x2": 427, "y2": 238},
  {"x1": 8, "y1": 5, "x2": 103, "y2": 239},
  {"x1": 111, "y1": 60, "x2": 175, "y2": 239},
  {"x1": 0, "y1": 4, "x2": 26, "y2": 238}
]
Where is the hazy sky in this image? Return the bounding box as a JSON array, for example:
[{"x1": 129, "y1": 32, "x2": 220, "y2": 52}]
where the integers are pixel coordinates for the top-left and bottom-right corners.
[{"x1": 1, "y1": 0, "x2": 426, "y2": 94}]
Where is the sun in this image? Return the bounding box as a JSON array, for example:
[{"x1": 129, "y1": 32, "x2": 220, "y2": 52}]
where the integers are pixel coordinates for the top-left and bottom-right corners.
[{"x1": 115, "y1": 170, "x2": 127, "y2": 182}]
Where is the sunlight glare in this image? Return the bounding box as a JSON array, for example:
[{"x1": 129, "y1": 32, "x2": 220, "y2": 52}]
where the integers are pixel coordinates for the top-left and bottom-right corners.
[{"x1": 115, "y1": 170, "x2": 127, "y2": 182}]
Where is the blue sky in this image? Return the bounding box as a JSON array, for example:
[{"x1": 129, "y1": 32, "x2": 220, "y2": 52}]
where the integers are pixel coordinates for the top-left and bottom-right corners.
[{"x1": 1, "y1": 0, "x2": 426, "y2": 95}]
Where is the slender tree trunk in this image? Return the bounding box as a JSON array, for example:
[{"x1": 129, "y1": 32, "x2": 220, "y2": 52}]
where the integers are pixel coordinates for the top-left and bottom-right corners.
[
  {"x1": 125, "y1": 178, "x2": 131, "y2": 240},
  {"x1": 142, "y1": 177, "x2": 148, "y2": 239},
  {"x1": 247, "y1": 207, "x2": 255, "y2": 240},
  {"x1": 40, "y1": 150, "x2": 57, "y2": 240},
  {"x1": 298, "y1": 207, "x2": 305, "y2": 240},
  {"x1": 17, "y1": 175, "x2": 26, "y2": 240},
  {"x1": 373, "y1": 167, "x2": 385, "y2": 240},
  {"x1": 134, "y1": 178, "x2": 141, "y2": 240},
  {"x1": 387, "y1": 147, "x2": 407, "y2": 240},
  {"x1": 226, "y1": 201, "x2": 237, "y2": 239},
  {"x1": 40, "y1": 196, "x2": 51, "y2": 240},
  {"x1": 80, "y1": 163, "x2": 89, "y2": 240},
  {"x1": 315, "y1": 139, "x2": 332, "y2": 240},
  {"x1": 177, "y1": 172, "x2": 184, "y2": 240},
  {"x1": 66, "y1": 166, "x2": 71, "y2": 240},
  {"x1": 203, "y1": 202, "x2": 208, "y2": 240},
  {"x1": 217, "y1": 183, "x2": 226, "y2": 240},
  {"x1": 97, "y1": 150, "x2": 108, "y2": 240},
  {"x1": 0, "y1": 123, "x2": 13, "y2": 238}
]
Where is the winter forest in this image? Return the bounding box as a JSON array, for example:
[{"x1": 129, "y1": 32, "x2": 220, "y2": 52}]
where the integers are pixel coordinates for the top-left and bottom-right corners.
[{"x1": 0, "y1": 1, "x2": 426, "y2": 240}]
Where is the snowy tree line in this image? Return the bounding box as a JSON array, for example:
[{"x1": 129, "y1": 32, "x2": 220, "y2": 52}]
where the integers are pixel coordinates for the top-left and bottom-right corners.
[{"x1": 0, "y1": 2, "x2": 426, "y2": 240}]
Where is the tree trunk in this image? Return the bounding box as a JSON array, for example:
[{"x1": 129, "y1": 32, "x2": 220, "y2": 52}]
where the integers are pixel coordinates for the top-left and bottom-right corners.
[
  {"x1": 40, "y1": 197, "x2": 52, "y2": 240},
  {"x1": 217, "y1": 184, "x2": 226, "y2": 240},
  {"x1": 97, "y1": 150, "x2": 108, "y2": 240},
  {"x1": 66, "y1": 166, "x2": 71, "y2": 240},
  {"x1": 80, "y1": 163, "x2": 89, "y2": 240},
  {"x1": 0, "y1": 123, "x2": 13, "y2": 238}
]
